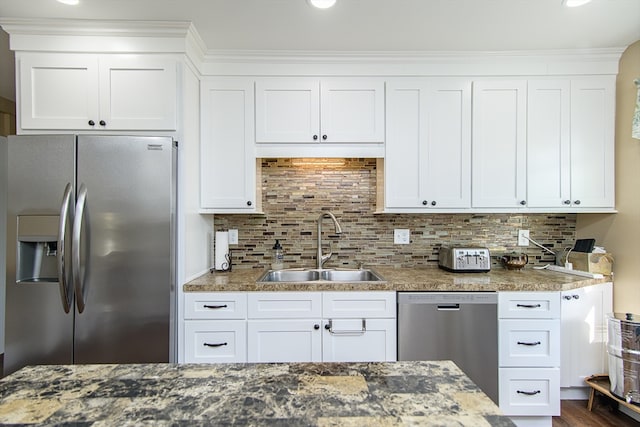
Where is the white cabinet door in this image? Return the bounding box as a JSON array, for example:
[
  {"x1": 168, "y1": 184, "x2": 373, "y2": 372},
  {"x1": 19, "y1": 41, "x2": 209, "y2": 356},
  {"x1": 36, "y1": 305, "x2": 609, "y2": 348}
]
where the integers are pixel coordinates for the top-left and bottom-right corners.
[
  {"x1": 385, "y1": 79, "x2": 471, "y2": 209},
  {"x1": 255, "y1": 77, "x2": 384, "y2": 144},
  {"x1": 570, "y1": 77, "x2": 616, "y2": 208},
  {"x1": 200, "y1": 78, "x2": 256, "y2": 211},
  {"x1": 560, "y1": 282, "x2": 613, "y2": 388},
  {"x1": 323, "y1": 318, "x2": 396, "y2": 362},
  {"x1": 19, "y1": 53, "x2": 100, "y2": 130},
  {"x1": 247, "y1": 319, "x2": 322, "y2": 363},
  {"x1": 385, "y1": 81, "x2": 423, "y2": 208},
  {"x1": 19, "y1": 53, "x2": 177, "y2": 131},
  {"x1": 320, "y1": 78, "x2": 385, "y2": 143},
  {"x1": 98, "y1": 56, "x2": 177, "y2": 130},
  {"x1": 527, "y1": 80, "x2": 571, "y2": 208},
  {"x1": 255, "y1": 78, "x2": 319, "y2": 143},
  {"x1": 472, "y1": 80, "x2": 527, "y2": 208}
]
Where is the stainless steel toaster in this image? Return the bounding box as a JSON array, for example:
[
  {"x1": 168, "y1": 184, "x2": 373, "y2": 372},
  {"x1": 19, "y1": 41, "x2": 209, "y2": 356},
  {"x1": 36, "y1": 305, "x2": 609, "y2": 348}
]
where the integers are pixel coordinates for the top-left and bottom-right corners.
[{"x1": 438, "y1": 246, "x2": 491, "y2": 272}]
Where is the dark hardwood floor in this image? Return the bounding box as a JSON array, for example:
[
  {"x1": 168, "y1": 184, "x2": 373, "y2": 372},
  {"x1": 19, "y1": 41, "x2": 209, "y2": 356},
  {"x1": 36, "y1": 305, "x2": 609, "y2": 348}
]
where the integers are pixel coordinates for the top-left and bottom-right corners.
[{"x1": 553, "y1": 398, "x2": 640, "y2": 427}]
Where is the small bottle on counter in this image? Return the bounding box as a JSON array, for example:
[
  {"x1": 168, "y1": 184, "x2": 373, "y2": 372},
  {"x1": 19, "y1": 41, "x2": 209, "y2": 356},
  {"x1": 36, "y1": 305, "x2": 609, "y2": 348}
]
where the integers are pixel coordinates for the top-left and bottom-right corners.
[{"x1": 272, "y1": 240, "x2": 284, "y2": 270}]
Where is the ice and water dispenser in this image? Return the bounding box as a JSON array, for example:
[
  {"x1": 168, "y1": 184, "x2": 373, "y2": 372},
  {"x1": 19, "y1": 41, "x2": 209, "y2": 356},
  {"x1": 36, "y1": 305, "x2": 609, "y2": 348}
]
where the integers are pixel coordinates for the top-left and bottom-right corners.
[{"x1": 16, "y1": 215, "x2": 60, "y2": 283}]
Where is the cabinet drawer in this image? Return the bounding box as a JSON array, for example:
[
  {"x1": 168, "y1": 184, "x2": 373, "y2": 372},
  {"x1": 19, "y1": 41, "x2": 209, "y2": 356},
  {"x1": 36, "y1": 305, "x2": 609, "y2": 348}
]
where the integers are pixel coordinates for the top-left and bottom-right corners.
[
  {"x1": 499, "y1": 292, "x2": 560, "y2": 319},
  {"x1": 184, "y1": 293, "x2": 247, "y2": 319},
  {"x1": 322, "y1": 292, "x2": 396, "y2": 318},
  {"x1": 184, "y1": 320, "x2": 247, "y2": 363},
  {"x1": 499, "y1": 368, "x2": 560, "y2": 416},
  {"x1": 248, "y1": 292, "x2": 322, "y2": 319},
  {"x1": 499, "y1": 319, "x2": 560, "y2": 367}
]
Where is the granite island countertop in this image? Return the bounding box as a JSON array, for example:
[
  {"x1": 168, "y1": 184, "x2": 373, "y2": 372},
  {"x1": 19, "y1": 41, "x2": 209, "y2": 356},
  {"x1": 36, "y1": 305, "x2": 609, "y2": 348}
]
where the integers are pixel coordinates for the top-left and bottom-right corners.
[
  {"x1": 0, "y1": 361, "x2": 514, "y2": 426},
  {"x1": 184, "y1": 266, "x2": 609, "y2": 293}
]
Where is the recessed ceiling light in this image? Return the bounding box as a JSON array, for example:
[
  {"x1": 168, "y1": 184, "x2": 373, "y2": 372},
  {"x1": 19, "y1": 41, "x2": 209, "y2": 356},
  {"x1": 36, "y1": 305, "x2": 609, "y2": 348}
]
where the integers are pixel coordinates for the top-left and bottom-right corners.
[
  {"x1": 57, "y1": 0, "x2": 80, "y2": 5},
  {"x1": 307, "y1": 0, "x2": 336, "y2": 9},
  {"x1": 562, "y1": 0, "x2": 592, "y2": 7}
]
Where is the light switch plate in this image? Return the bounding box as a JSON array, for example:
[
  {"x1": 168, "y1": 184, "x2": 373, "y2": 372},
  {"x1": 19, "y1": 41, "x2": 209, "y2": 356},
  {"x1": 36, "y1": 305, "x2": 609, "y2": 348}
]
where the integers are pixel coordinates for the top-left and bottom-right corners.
[
  {"x1": 394, "y1": 229, "x2": 410, "y2": 245},
  {"x1": 228, "y1": 229, "x2": 238, "y2": 245}
]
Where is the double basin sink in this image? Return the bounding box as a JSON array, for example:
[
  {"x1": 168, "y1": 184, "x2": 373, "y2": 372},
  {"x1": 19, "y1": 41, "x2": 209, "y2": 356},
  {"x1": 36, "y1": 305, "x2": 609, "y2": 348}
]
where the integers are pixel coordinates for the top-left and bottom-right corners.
[{"x1": 258, "y1": 268, "x2": 386, "y2": 283}]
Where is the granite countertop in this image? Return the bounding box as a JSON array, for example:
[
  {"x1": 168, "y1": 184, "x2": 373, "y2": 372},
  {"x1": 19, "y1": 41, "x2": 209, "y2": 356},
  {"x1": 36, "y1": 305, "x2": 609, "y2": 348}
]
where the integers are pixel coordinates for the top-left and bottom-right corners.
[
  {"x1": 0, "y1": 361, "x2": 514, "y2": 426},
  {"x1": 184, "y1": 266, "x2": 608, "y2": 293}
]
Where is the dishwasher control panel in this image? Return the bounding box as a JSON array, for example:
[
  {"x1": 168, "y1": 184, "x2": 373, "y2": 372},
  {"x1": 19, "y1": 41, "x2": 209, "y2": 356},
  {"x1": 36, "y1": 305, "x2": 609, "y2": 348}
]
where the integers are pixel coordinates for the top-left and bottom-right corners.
[{"x1": 438, "y1": 246, "x2": 491, "y2": 272}]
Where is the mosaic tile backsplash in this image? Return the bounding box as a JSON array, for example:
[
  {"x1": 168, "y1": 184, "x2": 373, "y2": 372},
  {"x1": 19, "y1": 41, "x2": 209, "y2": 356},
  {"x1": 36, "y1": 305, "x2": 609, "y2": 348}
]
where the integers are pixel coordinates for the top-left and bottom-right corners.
[{"x1": 213, "y1": 158, "x2": 577, "y2": 270}]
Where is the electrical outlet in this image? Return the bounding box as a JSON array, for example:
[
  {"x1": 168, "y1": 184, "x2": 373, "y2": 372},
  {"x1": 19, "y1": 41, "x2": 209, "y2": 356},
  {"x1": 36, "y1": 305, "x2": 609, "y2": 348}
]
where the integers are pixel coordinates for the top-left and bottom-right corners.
[
  {"x1": 394, "y1": 229, "x2": 410, "y2": 245},
  {"x1": 228, "y1": 229, "x2": 238, "y2": 245},
  {"x1": 518, "y1": 229, "x2": 530, "y2": 246}
]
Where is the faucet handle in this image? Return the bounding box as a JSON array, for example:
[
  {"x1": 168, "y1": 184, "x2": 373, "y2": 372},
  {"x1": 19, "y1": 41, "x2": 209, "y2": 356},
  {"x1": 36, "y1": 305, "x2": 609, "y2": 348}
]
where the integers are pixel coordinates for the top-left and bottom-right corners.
[{"x1": 321, "y1": 241, "x2": 333, "y2": 267}]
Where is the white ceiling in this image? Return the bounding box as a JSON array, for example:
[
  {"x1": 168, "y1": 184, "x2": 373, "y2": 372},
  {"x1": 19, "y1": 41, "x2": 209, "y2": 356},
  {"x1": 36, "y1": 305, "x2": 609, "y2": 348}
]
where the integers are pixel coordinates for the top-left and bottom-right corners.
[{"x1": 0, "y1": 0, "x2": 639, "y2": 52}]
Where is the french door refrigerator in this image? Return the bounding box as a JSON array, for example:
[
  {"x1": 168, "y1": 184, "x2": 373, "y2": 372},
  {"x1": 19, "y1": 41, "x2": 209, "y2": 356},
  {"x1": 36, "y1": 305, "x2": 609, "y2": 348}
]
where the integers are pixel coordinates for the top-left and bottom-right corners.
[{"x1": 5, "y1": 135, "x2": 176, "y2": 376}]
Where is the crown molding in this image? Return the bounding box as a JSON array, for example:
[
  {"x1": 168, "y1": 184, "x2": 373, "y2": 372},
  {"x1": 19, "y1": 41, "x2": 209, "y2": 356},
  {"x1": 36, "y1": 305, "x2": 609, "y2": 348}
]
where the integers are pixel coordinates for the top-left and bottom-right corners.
[
  {"x1": 201, "y1": 47, "x2": 625, "y2": 76},
  {"x1": 203, "y1": 47, "x2": 626, "y2": 64},
  {"x1": 0, "y1": 17, "x2": 207, "y2": 65}
]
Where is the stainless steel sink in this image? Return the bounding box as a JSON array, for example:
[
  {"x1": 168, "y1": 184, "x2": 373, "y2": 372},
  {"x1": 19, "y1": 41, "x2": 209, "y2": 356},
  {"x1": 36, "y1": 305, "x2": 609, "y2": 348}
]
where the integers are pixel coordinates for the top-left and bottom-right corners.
[
  {"x1": 319, "y1": 269, "x2": 384, "y2": 282},
  {"x1": 257, "y1": 268, "x2": 385, "y2": 283},
  {"x1": 258, "y1": 269, "x2": 321, "y2": 282}
]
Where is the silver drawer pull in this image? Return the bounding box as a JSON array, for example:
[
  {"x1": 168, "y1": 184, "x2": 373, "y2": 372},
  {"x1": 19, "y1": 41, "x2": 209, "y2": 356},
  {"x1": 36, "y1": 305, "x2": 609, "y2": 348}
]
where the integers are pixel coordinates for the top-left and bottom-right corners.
[
  {"x1": 203, "y1": 304, "x2": 228, "y2": 309},
  {"x1": 203, "y1": 342, "x2": 228, "y2": 348},
  {"x1": 324, "y1": 319, "x2": 366, "y2": 336},
  {"x1": 517, "y1": 390, "x2": 541, "y2": 396},
  {"x1": 517, "y1": 341, "x2": 542, "y2": 346},
  {"x1": 516, "y1": 303, "x2": 541, "y2": 309}
]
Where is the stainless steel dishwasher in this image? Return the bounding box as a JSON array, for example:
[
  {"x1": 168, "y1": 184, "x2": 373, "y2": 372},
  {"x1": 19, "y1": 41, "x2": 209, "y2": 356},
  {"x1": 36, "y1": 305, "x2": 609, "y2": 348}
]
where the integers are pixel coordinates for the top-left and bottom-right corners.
[{"x1": 397, "y1": 292, "x2": 498, "y2": 403}]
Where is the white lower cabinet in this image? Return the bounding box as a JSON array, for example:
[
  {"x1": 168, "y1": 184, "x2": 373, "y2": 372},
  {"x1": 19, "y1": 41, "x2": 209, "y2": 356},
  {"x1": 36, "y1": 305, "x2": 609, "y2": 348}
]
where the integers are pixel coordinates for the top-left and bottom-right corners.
[
  {"x1": 499, "y1": 368, "x2": 560, "y2": 416},
  {"x1": 323, "y1": 318, "x2": 396, "y2": 362},
  {"x1": 184, "y1": 320, "x2": 247, "y2": 363},
  {"x1": 184, "y1": 291, "x2": 396, "y2": 364},
  {"x1": 560, "y1": 282, "x2": 613, "y2": 392},
  {"x1": 499, "y1": 292, "x2": 561, "y2": 425},
  {"x1": 183, "y1": 293, "x2": 248, "y2": 363},
  {"x1": 248, "y1": 319, "x2": 322, "y2": 362}
]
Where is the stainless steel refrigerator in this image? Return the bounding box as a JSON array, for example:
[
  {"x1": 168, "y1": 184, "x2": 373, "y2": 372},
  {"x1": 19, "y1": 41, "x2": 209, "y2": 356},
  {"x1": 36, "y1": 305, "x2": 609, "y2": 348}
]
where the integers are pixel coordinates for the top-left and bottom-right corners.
[{"x1": 5, "y1": 135, "x2": 176, "y2": 376}]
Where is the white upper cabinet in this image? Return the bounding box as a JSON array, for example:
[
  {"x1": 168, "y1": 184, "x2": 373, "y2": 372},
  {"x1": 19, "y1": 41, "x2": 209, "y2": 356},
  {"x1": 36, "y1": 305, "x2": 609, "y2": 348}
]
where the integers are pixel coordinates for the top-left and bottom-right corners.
[
  {"x1": 472, "y1": 80, "x2": 528, "y2": 209},
  {"x1": 255, "y1": 77, "x2": 385, "y2": 144},
  {"x1": 527, "y1": 80, "x2": 571, "y2": 208},
  {"x1": 527, "y1": 77, "x2": 615, "y2": 209},
  {"x1": 569, "y1": 77, "x2": 615, "y2": 209},
  {"x1": 385, "y1": 79, "x2": 471, "y2": 210},
  {"x1": 200, "y1": 78, "x2": 257, "y2": 212},
  {"x1": 19, "y1": 53, "x2": 177, "y2": 131}
]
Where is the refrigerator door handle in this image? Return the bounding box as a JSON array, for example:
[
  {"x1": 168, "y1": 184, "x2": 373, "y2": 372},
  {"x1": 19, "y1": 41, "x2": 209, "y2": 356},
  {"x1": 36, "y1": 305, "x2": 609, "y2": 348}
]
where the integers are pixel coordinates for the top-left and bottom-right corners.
[
  {"x1": 57, "y1": 183, "x2": 74, "y2": 313},
  {"x1": 72, "y1": 184, "x2": 88, "y2": 313}
]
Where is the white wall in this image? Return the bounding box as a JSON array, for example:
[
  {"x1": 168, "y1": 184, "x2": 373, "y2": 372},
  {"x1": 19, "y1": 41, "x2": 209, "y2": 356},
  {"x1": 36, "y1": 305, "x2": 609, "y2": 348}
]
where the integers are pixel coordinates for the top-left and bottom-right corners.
[
  {"x1": 0, "y1": 30, "x2": 15, "y2": 102},
  {"x1": 176, "y1": 60, "x2": 212, "y2": 361},
  {"x1": 0, "y1": 136, "x2": 6, "y2": 356},
  {"x1": 576, "y1": 40, "x2": 640, "y2": 314}
]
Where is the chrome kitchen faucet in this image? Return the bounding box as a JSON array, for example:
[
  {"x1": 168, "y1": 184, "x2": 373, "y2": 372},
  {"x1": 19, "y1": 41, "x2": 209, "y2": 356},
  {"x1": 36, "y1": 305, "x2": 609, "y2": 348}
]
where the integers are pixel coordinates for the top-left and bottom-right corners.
[{"x1": 317, "y1": 211, "x2": 343, "y2": 269}]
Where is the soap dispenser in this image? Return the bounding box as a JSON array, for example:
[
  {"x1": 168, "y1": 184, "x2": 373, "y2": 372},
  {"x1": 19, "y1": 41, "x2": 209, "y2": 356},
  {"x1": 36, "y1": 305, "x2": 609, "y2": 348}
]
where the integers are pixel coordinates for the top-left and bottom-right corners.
[{"x1": 271, "y1": 240, "x2": 284, "y2": 270}]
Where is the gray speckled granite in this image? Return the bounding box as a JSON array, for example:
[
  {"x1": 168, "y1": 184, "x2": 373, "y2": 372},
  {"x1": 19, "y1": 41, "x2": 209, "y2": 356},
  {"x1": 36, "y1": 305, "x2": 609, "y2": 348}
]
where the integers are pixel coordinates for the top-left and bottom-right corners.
[
  {"x1": 0, "y1": 361, "x2": 514, "y2": 426},
  {"x1": 184, "y1": 266, "x2": 609, "y2": 292}
]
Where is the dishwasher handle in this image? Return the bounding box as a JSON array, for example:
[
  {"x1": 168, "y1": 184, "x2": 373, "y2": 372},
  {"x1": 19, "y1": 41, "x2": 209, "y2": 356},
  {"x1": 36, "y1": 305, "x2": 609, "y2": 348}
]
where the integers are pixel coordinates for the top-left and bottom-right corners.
[{"x1": 437, "y1": 304, "x2": 460, "y2": 311}]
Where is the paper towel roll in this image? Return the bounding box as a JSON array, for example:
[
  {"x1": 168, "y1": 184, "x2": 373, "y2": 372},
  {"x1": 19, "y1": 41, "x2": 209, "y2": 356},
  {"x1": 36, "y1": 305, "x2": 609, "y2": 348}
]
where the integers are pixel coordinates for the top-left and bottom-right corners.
[{"x1": 215, "y1": 231, "x2": 229, "y2": 270}]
